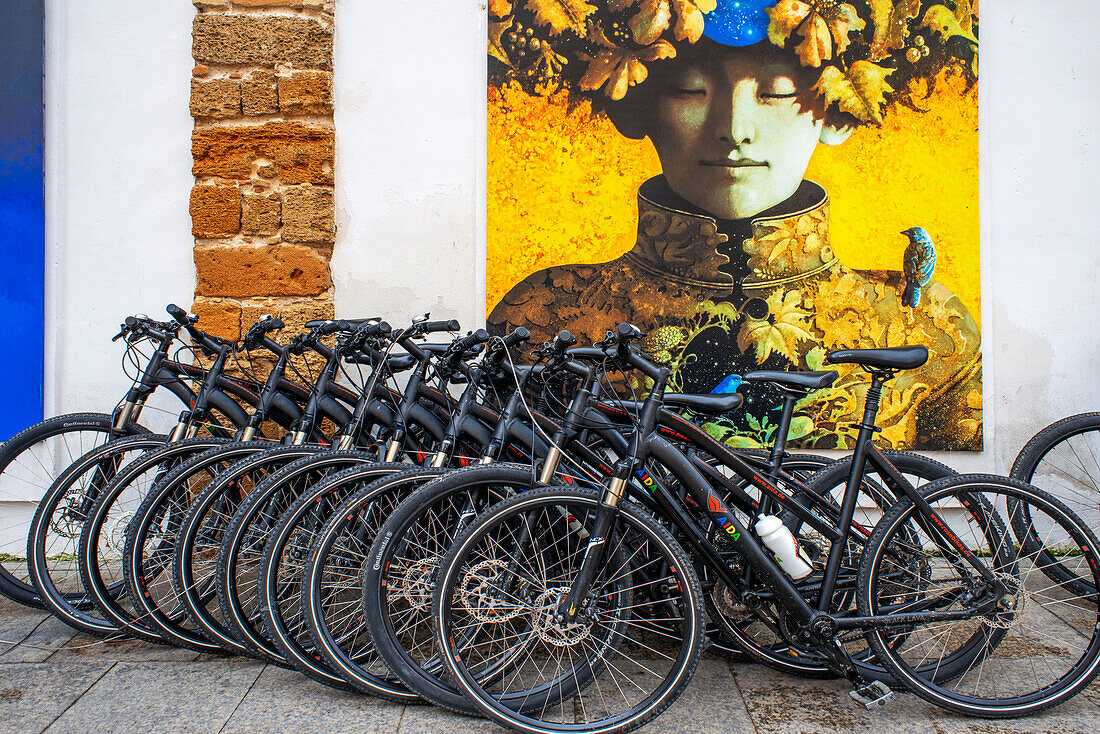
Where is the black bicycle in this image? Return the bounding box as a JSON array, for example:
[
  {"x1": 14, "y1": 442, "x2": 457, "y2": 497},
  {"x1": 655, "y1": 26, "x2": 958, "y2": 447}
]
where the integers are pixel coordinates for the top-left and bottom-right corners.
[{"x1": 430, "y1": 326, "x2": 1100, "y2": 733}]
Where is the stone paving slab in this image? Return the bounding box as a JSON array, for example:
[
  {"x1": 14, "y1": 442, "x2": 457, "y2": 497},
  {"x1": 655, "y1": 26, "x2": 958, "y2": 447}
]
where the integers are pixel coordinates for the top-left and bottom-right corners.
[
  {"x1": 731, "y1": 662, "x2": 1100, "y2": 734},
  {"x1": 394, "y1": 702, "x2": 502, "y2": 734},
  {"x1": 0, "y1": 614, "x2": 78, "y2": 663},
  {"x1": 0, "y1": 661, "x2": 113, "y2": 734},
  {"x1": 0, "y1": 602, "x2": 1098, "y2": 734},
  {"x1": 42, "y1": 659, "x2": 265, "y2": 734},
  {"x1": 47, "y1": 632, "x2": 201, "y2": 663},
  {"x1": 220, "y1": 664, "x2": 405, "y2": 734}
]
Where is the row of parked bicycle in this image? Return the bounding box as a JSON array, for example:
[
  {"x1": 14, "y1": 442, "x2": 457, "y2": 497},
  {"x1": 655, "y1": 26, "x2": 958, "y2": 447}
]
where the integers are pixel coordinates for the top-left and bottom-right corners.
[{"x1": 1, "y1": 304, "x2": 1098, "y2": 733}]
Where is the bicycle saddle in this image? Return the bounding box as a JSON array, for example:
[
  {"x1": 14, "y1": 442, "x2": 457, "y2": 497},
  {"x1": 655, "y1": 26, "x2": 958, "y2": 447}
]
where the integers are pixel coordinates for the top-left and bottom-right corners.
[
  {"x1": 743, "y1": 370, "x2": 838, "y2": 392},
  {"x1": 825, "y1": 346, "x2": 928, "y2": 371},
  {"x1": 615, "y1": 392, "x2": 743, "y2": 416}
]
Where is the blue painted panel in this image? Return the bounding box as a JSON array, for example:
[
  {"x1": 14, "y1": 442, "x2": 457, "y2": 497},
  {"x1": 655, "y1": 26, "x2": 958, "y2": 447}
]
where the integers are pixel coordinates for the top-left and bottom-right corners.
[{"x1": 0, "y1": 3, "x2": 45, "y2": 440}]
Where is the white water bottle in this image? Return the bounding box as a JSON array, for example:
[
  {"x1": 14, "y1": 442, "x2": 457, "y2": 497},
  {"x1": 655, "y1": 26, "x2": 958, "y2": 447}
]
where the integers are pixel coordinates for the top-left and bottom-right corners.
[{"x1": 755, "y1": 515, "x2": 814, "y2": 580}]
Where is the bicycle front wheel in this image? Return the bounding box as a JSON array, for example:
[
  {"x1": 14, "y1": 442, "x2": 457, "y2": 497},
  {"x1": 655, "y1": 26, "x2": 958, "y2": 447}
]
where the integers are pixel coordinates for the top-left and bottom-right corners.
[
  {"x1": 0, "y1": 413, "x2": 146, "y2": 607},
  {"x1": 858, "y1": 474, "x2": 1100, "y2": 717},
  {"x1": 434, "y1": 486, "x2": 705, "y2": 734}
]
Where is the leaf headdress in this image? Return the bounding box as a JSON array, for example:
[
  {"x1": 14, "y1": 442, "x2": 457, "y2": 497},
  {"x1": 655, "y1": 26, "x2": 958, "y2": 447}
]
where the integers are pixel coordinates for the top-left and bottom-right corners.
[{"x1": 489, "y1": 0, "x2": 978, "y2": 125}]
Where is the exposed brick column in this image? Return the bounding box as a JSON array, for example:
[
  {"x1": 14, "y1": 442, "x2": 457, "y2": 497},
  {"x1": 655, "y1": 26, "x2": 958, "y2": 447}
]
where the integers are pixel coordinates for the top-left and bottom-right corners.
[{"x1": 188, "y1": 0, "x2": 336, "y2": 340}]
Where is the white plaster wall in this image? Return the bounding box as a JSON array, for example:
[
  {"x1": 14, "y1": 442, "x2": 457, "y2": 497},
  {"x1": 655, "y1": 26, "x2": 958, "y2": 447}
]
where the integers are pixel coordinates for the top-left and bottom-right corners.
[
  {"x1": 333, "y1": 1, "x2": 1100, "y2": 473},
  {"x1": 45, "y1": 0, "x2": 197, "y2": 430},
  {"x1": 330, "y1": 2, "x2": 486, "y2": 332}
]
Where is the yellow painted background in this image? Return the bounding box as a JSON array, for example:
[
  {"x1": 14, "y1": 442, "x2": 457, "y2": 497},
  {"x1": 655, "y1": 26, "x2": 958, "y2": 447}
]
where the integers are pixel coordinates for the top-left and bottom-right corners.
[{"x1": 486, "y1": 76, "x2": 979, "y2": 320}]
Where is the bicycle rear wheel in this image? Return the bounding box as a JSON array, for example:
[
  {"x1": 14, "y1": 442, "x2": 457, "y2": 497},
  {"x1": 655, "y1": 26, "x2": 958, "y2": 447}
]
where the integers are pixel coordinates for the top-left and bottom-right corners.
[
  {"x1": 858, "y1": 474, "x2": 1100, "y2": 717},
  {"x1": 1010, "y1": 412, "x2": 1100, "y2": 597}
]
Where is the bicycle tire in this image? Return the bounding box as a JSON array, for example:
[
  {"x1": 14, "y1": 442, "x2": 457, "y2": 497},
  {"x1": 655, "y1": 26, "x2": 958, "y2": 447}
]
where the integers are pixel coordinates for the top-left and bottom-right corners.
[
  {"x1": 1009, "y1": 412, "x2": 1100, "y2": 597},
  {"x1": 0, "y1": 413, "x2": 147, "y2": 607},
  {"x1": 858, "y1": 473, "x2": 1100, "y2": 717},
  {"x1": 433, "y1": 484, "x2": 706, "y2": 734}
]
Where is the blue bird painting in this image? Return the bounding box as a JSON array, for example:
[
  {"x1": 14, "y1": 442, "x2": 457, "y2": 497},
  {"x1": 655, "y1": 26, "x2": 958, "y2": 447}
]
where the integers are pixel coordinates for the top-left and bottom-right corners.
[
  {"x1": 711, "y1": 374, "x2": 743, "y2": 394},
  {"x1": 901, "y1": 226, "x2": 936, "y2": 307}
]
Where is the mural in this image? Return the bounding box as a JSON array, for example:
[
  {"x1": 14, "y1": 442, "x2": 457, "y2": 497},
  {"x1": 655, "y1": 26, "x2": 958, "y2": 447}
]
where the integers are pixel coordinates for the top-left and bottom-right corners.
[
  {"x1": 0, "y1": 2, "x2": 45, "y2": 441},
  {"x1": 486, "y1": 0, "x2": 981, "y2": 450}
]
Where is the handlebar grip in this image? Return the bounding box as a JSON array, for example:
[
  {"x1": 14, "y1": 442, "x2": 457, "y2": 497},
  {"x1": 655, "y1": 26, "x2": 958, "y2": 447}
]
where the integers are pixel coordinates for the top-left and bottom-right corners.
[
  {"x1": 166, "y1": 303, "x2": 188, "y2": 323},
  {"x1": 125, "y1": 316, "x2": 138, "y2": 328},
  {"x1": 451, "y1": 328, "x2": 491, "y2": 355},
  {"x1": 552, "y1": 329, "x2": 577, "y2": 354},
  {"x1": 616, "y1": 322, "x2": 644, "y2": 342},
  {"x1": 502, "y1": 326, "x2": 531, "y2": 349},
  {"x1": 318, "y1": 319, "x2": 353, "y2": 336},
  {"x1": 260, "y1": 317, "x2": 285, "y2": 333},
  {"x1": 363, "y1": 320, "x2": 391, "y2": 337},
  {"x1": 422, "y1": 319, "x2": 461, "y2": 334}
]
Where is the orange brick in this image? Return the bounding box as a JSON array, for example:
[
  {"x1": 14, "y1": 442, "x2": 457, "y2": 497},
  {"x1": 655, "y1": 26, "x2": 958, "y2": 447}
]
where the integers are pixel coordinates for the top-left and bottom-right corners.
[
  {"x1": 192, "y1": 121, "x2": 334, "y2": 185},
  {"x1": 195, "y1": 243, "x2": 331, "y2": 297},
  {"x1": 190, "y1": 184, "x2": 241, "y2": 238}
]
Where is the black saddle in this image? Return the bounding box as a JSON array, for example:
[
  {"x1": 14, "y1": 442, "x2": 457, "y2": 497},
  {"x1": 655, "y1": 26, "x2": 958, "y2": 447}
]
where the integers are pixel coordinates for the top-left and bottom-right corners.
[
  {"x1": 826, "y1": 346, "x2": 928, "y2": 371},
  {"x1": 743, "y1": 370, "x2": 838, "y2": 393},
  {"x1": 617, "y1": 392, "x2": 743, "y2": 416}
]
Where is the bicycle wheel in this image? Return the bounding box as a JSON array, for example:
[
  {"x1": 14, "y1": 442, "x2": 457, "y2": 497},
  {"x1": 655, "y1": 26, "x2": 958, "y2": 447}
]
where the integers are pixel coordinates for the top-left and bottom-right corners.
[
  {"x1": 122, "y1": 439, "x2": 261, "y2": 653},
  {"x1": 704, "y1": 450, "x2": 955, "y2": 679},
  {"x1": 215, "y1": 450, "x2": 378, "y2": 664},
  {"x1": 299, "y1": 468, "x2": 431, "y2": 702},
  {"x1": 434, "y1": 485, "x2": 705, "y2": 734},
  {"x1": 363, "y1": 464, "x2": 534, "y2": 711},
  {"x1": 858, "y1": 473, "x2": 1100, "y2": 717},
  {"x1": 0, "y1": 413, "x2": 146, "y2": 607},
  {"x1": 173, "y1": 444, "x2": 325, "y2": 661},
  {"x1": 27, "y1": 434, "x2": 166, "y2": 636},
  {"x1": 1010, "y1": 412, "x2": 1100, "y2": 597},
  {"x1": 262, "y1": 463, "x2": 431, "y2": 691},
  {"x1": 76, "y1": 436, "x2": 229, "y2": 644}
]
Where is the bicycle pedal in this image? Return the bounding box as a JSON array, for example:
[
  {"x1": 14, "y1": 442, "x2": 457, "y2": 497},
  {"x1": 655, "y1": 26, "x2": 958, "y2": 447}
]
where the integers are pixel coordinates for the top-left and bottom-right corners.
[{"x1": 848, "y1": 680, "x2": 894, "y2": 709}]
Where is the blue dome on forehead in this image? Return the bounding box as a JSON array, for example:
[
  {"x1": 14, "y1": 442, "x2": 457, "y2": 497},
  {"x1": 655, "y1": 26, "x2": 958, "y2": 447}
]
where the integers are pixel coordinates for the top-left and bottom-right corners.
[{"x1": 703, "y1": 0, "x2": 775, "y2": 47}]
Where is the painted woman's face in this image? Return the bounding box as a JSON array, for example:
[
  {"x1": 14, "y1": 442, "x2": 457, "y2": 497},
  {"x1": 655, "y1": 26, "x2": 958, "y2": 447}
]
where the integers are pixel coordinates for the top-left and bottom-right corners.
[{"x1": 630, "y1": 40, "x2": 839, "y2": 220}]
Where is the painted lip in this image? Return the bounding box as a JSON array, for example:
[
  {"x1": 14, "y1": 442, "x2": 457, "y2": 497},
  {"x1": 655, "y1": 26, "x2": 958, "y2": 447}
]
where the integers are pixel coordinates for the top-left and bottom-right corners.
[{"x1": 700, "y1": 158, "x2": 768, "y2": 168}]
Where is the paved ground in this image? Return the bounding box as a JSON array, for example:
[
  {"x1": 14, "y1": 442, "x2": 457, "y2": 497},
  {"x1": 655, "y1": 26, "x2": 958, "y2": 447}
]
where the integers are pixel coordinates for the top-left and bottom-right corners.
[{"x1": 1, "y1": 595, "x2": 1098, "y2": 734}]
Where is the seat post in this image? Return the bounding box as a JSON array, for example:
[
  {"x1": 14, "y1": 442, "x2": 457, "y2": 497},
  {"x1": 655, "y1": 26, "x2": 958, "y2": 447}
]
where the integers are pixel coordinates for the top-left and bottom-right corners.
[
  {"x1": 768, "y1": 392, "x2": 799, "y2": 472},
  {"x1": 855, "y1": 371, "x2": 891, "y2": 445}
]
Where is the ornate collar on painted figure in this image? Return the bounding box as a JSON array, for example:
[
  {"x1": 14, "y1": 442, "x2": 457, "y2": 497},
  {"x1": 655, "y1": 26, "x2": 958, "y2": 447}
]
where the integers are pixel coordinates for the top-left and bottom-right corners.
[{"x1": 622, "y1": 177, "x2": 838, "y2": 291}]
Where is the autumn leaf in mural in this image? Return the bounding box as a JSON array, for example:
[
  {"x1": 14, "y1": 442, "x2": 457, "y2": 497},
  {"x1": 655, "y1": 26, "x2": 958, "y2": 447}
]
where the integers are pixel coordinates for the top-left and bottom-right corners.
[
  {"x1": 737, "y1": 289, "x2": 812, "y2": 364},
  {"x1": 670, "y1": 0, "x2": 718, "y2": 42},
  {"x1": 813, "y1": 60, "x2": 893, "y2": 124},
  {"x1": 580, "y1": 23, "x2": 676, "y2": 99},
  {"x1": 765, "y1": 0, "x2": 866, "y2": 67},
  {"x1": 867, "y1": 0, "x2": 920, "y2": 62},
  {"x1": 920, "y1": 4, "x2": 977, "y2": 45},
  {"x1": 528, "y1": 0, "x2": 596, "y2": 35},
  {"x1": 607, "y1": 0, "x2": 671, "y2": 44}
]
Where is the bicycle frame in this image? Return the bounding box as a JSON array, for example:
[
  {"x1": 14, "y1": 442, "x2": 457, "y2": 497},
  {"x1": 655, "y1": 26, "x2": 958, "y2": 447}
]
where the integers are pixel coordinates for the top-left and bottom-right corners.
[{"x1": 563, "y1": 347, "x2": 1007, "y2": 677}]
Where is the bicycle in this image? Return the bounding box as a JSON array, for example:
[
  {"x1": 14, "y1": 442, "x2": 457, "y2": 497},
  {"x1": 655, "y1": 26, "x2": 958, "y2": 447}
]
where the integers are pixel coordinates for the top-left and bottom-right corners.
[{"x1": 430, "y1": 326, "x2": 1100, "y2": 732}]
